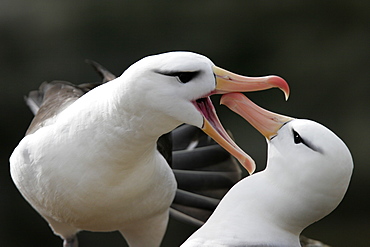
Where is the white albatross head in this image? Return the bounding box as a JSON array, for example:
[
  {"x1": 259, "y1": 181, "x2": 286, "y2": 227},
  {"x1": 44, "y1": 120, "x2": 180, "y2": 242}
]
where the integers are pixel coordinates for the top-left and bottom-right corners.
[
  {"x1": 210, "y1": 92, "x2": 353, "y2": 245},
  {"x1": 117, "y1": 52, "x2": 289, "y2": 174}
]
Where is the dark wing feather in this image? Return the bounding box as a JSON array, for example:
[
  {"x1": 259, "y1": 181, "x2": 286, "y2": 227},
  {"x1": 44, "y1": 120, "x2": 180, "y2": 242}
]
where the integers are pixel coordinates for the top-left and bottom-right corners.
[
  {"x1": 84, "y1": 59, "x2": 116, "y2": 83},
  {"x1": 157, "y1": 132, "x2": 173, "y2": 166},
  {"x1": 170, "y1": 124, "x2": 242, "y2": 225}
]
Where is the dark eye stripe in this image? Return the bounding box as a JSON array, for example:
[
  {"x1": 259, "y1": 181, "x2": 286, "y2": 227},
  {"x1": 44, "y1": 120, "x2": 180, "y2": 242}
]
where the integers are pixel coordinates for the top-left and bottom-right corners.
[
  {"x1": 156, "y1": 71, "x2": 200, "y2": 83},
  {"x1": 292, "y1": 129, "x2": 323, "y2": 153}
]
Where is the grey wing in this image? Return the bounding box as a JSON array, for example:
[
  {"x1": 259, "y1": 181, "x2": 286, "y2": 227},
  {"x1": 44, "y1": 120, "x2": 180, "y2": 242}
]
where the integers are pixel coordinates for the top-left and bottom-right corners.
[{"x1": 24, "y1": 60, "x2": 115, "y2": 135}]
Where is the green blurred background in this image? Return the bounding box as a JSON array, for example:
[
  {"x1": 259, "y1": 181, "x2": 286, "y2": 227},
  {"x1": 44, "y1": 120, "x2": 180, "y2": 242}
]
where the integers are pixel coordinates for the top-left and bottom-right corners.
[{"x1": 1, "y1": 1, "x2": 369, "y2": 246}]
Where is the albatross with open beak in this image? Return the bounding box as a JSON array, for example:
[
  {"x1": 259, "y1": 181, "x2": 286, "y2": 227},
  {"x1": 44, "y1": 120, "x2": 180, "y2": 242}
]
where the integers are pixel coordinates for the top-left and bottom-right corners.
[
  {"x1": 10, "y1": 52, "x2": 289, "y2": 247},
  {"x1": 182, "y1": 92, "x2": 353, "y2": 247}
]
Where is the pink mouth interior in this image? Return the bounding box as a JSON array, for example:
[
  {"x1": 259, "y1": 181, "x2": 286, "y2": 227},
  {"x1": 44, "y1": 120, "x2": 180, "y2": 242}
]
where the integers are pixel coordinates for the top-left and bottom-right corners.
[
  {"x1": 194, "y1": 97, "x2": 237, "y2": 148},
  {"x1": 192, "y1": 96, "x2": 256, "y2": 174}
]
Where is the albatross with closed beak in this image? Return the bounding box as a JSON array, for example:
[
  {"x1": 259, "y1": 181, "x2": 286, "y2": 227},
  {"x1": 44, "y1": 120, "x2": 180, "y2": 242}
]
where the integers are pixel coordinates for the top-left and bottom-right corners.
[
  {"x1": 182, "y1": 92, "x2": 353, "y2": 247},
  {"x1": 10, "y1": 52, "x2": 289, "y2": 247}
]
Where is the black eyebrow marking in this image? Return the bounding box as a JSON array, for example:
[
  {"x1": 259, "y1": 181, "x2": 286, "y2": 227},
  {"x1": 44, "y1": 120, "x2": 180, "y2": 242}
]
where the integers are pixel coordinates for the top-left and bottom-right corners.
[
  {"x1": 155, "y1": 70, "x2": 200, "y2": 77},
  {"x1": 305, "y1": 139, "x2": 324, "y2": 154},
  {"x1": 155, "y1": 70, "x2": 200, "y2": 83},
  {"x1": 292, "y1": 129, "x2": 324, "y2": 154}
]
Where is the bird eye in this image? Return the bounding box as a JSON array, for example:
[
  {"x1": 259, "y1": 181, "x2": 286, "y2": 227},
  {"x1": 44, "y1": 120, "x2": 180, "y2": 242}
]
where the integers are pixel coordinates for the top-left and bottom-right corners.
[
  {"x1": 292, "y1": 129, "x2": 323, "y2": 153},
  {"x1": 174, "y1": 72, "x2": 199, "y2": 83},
  {"x1": 293, "y1": 130, "x2": 303, "y2": 144}
]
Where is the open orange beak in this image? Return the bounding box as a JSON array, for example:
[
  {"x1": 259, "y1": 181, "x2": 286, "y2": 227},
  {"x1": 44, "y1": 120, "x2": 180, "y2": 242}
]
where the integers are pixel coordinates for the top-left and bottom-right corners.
[
  {"x1": 220, "y1": 92, "x2": 293, "y2": 140},
  {"x1": 194, "y1": 66, "x2": 289, "y2": 174}
]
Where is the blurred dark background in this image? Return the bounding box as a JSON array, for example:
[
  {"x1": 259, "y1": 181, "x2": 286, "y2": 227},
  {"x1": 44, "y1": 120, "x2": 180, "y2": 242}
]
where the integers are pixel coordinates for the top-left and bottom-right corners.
[{"x1": 1, "y1": 1, "x2": 369, "y2": 246}]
